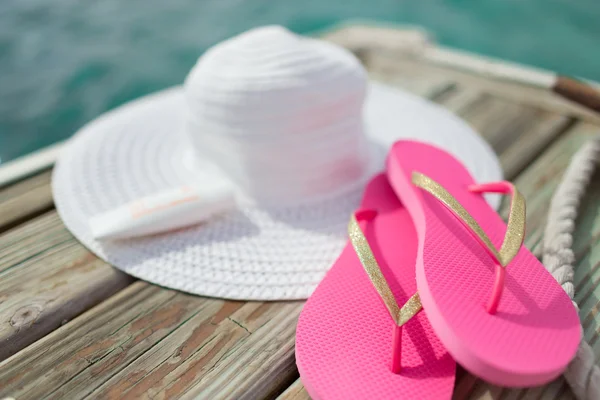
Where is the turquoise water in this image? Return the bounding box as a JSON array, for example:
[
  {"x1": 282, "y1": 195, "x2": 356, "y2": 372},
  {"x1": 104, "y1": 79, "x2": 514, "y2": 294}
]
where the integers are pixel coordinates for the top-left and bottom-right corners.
[{"x1": 1, "y1": 0, "x2": 599, "y2": 163}]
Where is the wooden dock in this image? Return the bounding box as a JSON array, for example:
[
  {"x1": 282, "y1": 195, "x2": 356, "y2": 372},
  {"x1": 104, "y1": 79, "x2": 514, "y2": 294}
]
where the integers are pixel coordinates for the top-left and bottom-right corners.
[{"x1": 1, "y1": 24, "x2": 599, "y2": 399}]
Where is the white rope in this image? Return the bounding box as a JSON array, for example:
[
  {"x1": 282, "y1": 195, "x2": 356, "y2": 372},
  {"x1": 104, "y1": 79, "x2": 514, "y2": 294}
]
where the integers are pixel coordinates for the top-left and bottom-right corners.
[{"x1": 543, "y1": 135, "x2": 600, "y2": 399}]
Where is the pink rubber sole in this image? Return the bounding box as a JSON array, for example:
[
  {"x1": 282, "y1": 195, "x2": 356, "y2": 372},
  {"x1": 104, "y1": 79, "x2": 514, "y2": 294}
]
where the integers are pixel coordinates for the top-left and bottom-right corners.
[
  {"x1": 386, "y1": 140, "x2": 581, "y2": 387},
  {"x1": 296, "y1": 174, "x2": 455, "y2": 399}
]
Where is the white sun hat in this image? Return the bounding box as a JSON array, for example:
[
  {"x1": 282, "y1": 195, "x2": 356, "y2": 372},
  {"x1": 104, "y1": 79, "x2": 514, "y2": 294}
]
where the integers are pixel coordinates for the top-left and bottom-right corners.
[{"x1": 52, "y1": 25, "x2": 502, "y2": 300}]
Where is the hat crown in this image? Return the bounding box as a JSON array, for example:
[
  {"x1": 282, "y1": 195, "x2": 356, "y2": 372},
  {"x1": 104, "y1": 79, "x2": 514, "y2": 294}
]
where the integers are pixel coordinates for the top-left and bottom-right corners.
[{"x1": 184, "y1": 25, "x2": 370, "y2": 203}]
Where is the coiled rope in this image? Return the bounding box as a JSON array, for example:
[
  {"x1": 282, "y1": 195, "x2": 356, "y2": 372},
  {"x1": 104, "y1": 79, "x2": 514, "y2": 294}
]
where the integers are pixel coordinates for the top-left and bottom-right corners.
[{"x1": 543, "y1": 136, "x2": 600, "y2": 399}]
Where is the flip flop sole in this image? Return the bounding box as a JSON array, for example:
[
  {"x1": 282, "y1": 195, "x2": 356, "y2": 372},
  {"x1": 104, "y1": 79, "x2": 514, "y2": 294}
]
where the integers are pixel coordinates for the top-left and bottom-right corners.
[
  {"x1": 296, "y1": 174, "x2": 455, "y2": 399},
  {"x1": 386, "y1": 140, "x2": 580, "y2": 387}
]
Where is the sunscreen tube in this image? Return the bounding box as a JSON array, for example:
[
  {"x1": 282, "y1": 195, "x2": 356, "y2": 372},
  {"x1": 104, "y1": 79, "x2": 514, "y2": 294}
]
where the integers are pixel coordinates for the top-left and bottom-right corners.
[{"x1": 89, "y1": 180, "x2": 236, "y2": 240}]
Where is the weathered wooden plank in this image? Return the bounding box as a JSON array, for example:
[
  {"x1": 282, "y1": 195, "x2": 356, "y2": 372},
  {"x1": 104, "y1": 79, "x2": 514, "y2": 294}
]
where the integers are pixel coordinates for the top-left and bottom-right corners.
[
  {"x1": 500, "y1": 122, "x2": 600, "y2": 243},
  {"x1": 0, "y1": 170, "x2": 54, "y2": 233},
  {"x1": 434, "y1": 89, "x2": 573, "y2": 179},
  {"x1": 366, "y1": 53, "x2": 454, "y2": 99},
  {"x1": 433, "y1": 60, "x2": 600, "y2": 126},
  {"x1": 0, "y1": 287, "x2": 301, "y2": 399},
  {"x1": 499, "y1": 114, "x2": 575, "y2": 180},
  {"x1": 0, "y1": 282, "x2": 224, "y2": 399},
  {"x1": 0, "y1": 211, "x2": 133, "y2": 362},
  {"x1": 176, "y1": 302, "x2": 302, "y2": 399},
  {"x1": 93, "y1": 301, "x2": 303, "y2": 400},
  {"x1": 277, "y1": 379, "x2": 310, "y2": 400},
  {"x1": 363, "y1": 49, "x2": 574, "y2": 181},
  {"x1": 324, "y1": 27, "x2": 600, "y2": 125},
  {"x1": 324, "y1": 25, "x2": 453, "y2": 99}
]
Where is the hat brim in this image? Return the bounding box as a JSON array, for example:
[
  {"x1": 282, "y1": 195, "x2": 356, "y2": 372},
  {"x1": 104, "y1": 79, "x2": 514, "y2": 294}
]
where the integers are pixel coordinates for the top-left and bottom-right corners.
[{"x1": 53, "y1": 81, "x2": 502, "y2": 300}]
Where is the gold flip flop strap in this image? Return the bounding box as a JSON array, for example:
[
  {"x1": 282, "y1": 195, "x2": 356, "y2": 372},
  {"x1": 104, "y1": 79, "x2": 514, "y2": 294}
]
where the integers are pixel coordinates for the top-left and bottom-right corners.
[
  {"x1": 412, "y1": 172, "x2": 525, "y2": 267},
  {"x1": 348, "y1": 213, "x2": 422, "y2": 327}
]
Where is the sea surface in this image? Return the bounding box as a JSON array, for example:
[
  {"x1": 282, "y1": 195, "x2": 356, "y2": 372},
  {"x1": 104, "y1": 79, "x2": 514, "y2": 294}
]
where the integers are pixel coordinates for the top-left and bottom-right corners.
[{"x1": 1, "y1": 0, "x2": 599, "y2": 163}]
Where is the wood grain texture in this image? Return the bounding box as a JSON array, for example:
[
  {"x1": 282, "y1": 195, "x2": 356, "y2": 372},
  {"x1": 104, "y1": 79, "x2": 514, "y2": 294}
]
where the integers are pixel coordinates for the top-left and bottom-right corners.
[
  {"x1": 0, "y1": 170, "x2": 54, "y2": 233},
  {"x1": 0, "y1": 211, "x2": 133, "y2": 362},
  {"x1": 277, "y1": 379, "x2": 310, "y2": 400},
  {"x1": 0, "y1": 282, "x2": 211, "y2": 399},
  {"x1": 323, "y1": 26, "x2": 600, "y2": 125},
  {"x1": 176, "y1": 302, "x2": 302, "y2": 400},
  {"x1": 356, "y1": 46, "x2": 574, "y2": 181},
  {"x1": 0, "y1": 284, "x2": 302, "y2": 400},
  {"x1": 433, "y1": 89, "x2": 573, "y2": 180}
]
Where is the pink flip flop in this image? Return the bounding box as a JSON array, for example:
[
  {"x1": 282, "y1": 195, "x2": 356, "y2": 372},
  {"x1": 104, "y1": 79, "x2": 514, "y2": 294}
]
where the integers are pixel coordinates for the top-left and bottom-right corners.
[
  {"x1": 296, "y1": 174, "x2": 455, "y2": 399},
  {"x1": 386, "y1": 140, "x2": 581, "y2": 387}
]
